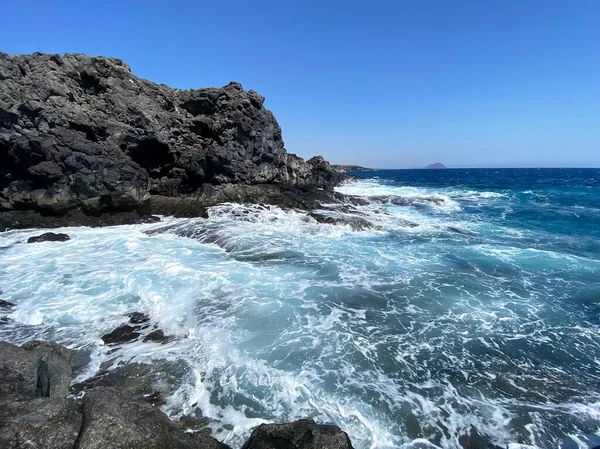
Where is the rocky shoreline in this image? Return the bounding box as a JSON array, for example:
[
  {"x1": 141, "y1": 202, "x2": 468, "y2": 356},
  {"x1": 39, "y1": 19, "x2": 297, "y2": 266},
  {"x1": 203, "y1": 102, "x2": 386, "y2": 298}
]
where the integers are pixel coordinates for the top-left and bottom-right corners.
[
  {"x1": 0, "y1": 52, "x2": 350, "y2": 231},
  {"x1": 0, "y1": 339, "x2": 354, "y2": 449}
]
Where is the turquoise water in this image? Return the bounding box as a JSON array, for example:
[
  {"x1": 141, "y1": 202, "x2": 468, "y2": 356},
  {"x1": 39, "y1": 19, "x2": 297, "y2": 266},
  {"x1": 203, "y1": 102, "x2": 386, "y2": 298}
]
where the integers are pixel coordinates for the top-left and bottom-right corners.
[{"x1": 1, "y1": 168, "x2": 600, "y2": 448}]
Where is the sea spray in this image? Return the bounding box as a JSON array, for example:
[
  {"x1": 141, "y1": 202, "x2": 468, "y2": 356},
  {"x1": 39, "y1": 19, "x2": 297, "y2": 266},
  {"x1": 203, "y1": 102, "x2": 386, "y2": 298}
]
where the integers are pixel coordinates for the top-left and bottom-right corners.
[{"x1": 1, "y1": 168, "x2": 600, "y2": 449}]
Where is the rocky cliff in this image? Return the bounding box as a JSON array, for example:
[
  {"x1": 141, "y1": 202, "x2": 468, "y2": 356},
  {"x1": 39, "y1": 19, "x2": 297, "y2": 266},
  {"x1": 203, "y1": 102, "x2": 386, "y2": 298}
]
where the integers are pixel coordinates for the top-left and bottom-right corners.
[{"x1": 0, "y1": 52, "x2": 347, "y2": 229}]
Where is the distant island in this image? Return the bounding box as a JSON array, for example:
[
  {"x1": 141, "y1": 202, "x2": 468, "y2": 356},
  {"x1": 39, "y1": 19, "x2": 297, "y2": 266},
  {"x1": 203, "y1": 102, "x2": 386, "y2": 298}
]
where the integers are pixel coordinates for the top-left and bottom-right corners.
[
  {"x1": 333, "y1": 165, "x2": 373, "y2": 172},
  {"x1": 425, "y1": 163, "x2": 447, "y2": 169}
]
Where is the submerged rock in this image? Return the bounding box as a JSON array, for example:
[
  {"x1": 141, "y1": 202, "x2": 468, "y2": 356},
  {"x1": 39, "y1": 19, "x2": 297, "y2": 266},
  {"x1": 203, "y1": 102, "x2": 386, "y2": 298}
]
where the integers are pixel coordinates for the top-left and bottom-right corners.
[
  {"x1": 0, "y1": 299, "x2": 15, "y2": 309},
  {"x1": 78, "y1": 387, "x2": 230, "y2": 449},
  {"x1": 241, "y1": 418, "x2": 354, "y2": 449},
  {"x1": 458, "y1": 426, "x2": 503, "y2": 449},
  {"x1": 27, "y1": 231, "x2": 71, "y2": 243},
  {"x1": 369, "y1": 195, "x2": 446, "y2": 207},
  {"x1": 0, "y1": 52, "x2": 348, "y2": 229},
  {"x1": 309, "y1": 211, "x2": 378, "y2": 231}
]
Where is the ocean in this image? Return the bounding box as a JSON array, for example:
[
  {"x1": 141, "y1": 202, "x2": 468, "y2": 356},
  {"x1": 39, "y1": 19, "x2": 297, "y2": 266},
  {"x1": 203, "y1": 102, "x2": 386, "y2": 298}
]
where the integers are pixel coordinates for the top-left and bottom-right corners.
[{"x1": 1, "y1": 168, "x2": 599, "y2": 449}]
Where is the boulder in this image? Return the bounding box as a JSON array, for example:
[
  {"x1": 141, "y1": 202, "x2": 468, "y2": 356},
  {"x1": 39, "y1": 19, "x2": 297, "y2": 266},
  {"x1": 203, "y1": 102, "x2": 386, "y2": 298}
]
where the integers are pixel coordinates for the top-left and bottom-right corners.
[
  {"x1": 101, "y1": 323, "x2": 143, "y2": 345},
  {"x1": 100, "y1": 312, "x2": 172, "y2": 345},
  {"x1": 241, "y1": 418, "x2": 354, "y2": 449},
  {"x1": 0, "y1": 340, "x2": 72, "y2": 399},
  {"x1": 0, "y1": 397, "x2": 82, "y2": 449},
  {"x1": 0, "y1": 52, "x2": 348, "y2": 229},
  {"x1": 78, "y1": 387, "x2": 231, "y2": 449},
  {"x1": 27, "y1": 232, "x2": 71, "y2": 243}
]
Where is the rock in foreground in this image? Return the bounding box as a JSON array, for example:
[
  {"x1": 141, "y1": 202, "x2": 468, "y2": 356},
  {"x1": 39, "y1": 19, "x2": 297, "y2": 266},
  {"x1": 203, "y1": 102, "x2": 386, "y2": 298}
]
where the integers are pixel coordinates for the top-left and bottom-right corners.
[
  {"x1": 78, "y1": 387, "x2": 228, "y2": 449},
  {"x1": 241, "y1": 418, "x2": 354, "y2": 449},
  {"x1": 1, "y1": 340, "x2": 355, "y2": 449},
  {"x1": 0, "y1": 52, "x2": 348, "y2": 229}
]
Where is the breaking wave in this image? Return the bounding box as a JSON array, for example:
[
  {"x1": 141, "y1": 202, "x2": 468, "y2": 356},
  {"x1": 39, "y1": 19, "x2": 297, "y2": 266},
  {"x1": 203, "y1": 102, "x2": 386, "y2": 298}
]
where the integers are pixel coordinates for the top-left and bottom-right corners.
[{"x1": 1, "y1": 168, "x2": 600, "y2": 449}]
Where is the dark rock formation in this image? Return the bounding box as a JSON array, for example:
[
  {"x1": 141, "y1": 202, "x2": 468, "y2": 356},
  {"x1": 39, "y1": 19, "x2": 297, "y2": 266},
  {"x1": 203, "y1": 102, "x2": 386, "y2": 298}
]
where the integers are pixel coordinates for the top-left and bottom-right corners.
[
  {"x1": 27, "y1": 231, "x2": 70, "y2": 243},
  {"x1": 78, "y1": 387, "x2": 229, "y2": 449},
  {"x1": 0, "y1": 340, "x2": 72, "y2": 399},
  {"x1": 425, "y1": 162, "x2": 446, "y2": 169},
  {"x1": 0, "y1": 299, "x2": 16, "y2": 309},
  {"x1": 0, "y1": 397, "x2": 83, "y2": 449},
  {"x1": 1, "y1": 340, "x2": 232, "y2": 449},
  {"x1": 0, "y1": 341, "x2": 79, "y2": 449},
  {"x1": 0, "y1": 52, "x2": 348, "y2": 230},
  {"x1": 100, "y1": 312, "x2": 172, "y2": 345},
  {"x1": 241, "y1": 418, "x2": 354, "y2": 449}
]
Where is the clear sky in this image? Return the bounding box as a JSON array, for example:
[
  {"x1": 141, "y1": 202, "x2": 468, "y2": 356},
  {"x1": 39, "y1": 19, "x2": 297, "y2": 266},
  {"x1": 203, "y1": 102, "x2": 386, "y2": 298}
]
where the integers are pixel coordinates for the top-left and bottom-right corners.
[{"x1": 2, "y1": 0, "x2": 599, "y2": 168}]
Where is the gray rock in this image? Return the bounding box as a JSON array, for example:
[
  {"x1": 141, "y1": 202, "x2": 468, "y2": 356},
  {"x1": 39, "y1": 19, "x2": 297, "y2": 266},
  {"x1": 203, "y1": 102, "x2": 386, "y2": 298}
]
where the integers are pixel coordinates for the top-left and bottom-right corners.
[
  {"x1": 0, "y1": 340, "x2": 72, "y2": 399},
  {"x1": 0, "y1": 52, "x2": 348, "y2": 229},
  {"x1": 78, "y1": 387, "x2": 230, "y2": 449},
  {"x1": 27, "y1": 232, "x2": 71, "y2": 243},
  {"x1": 0, "y1": 397, "x2": 82, "y2": 449},
  {"x1": 241, "y1": 418, "x2": 354, "y2": 449}
]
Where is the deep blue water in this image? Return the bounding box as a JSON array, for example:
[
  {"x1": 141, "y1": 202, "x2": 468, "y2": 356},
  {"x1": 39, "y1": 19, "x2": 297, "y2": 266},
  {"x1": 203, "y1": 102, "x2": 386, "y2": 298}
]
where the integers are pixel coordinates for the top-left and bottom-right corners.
[{"x1": 1, "y1": 168, "x2": 600, "y2": 449}]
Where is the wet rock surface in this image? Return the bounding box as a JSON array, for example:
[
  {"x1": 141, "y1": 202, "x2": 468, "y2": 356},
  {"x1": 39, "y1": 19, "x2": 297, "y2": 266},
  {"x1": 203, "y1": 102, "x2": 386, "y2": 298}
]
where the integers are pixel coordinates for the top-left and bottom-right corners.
[
  {"x1": 100, "y1": 311, "x2": 173, "y2": 345},
  {"x1": 0, "y1": 397, "x2": 83, "y2": 449},
  {"x1": 0, "y1": 340, "x2": 72, "y2": 399},
  {"x1": 0, "y1": 52, "x2": 348, "y2": 230},
  {"x1": 78, "y1": 387, "x2": 226, "y2": 449},
  {"x1": 27, "y1": 231, "x2": 71, "y2": 243},
  {"x1": 241, "y1": 418, "x2": 354, "y2": 449},
  {"x1": 1, "y1": 339, "x2": 356, "y2": 449}
]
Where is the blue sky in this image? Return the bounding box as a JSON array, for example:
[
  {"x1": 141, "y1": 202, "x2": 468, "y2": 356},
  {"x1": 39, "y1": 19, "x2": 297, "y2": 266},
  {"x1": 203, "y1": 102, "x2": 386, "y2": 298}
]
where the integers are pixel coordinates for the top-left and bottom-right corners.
[{"x1": 2, "y1": 0, "x2": 599, "y2": 168}]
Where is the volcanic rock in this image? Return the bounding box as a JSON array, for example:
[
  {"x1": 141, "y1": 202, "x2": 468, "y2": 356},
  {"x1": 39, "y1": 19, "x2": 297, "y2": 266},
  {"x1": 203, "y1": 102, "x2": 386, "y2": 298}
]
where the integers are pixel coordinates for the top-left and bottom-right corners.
[
  {"x1": 78, "y1": 387, "x2": 229, "y2": 449},
  {"x1": 27, "y1": 231, "x2": 70, "y2": 243},
  {"x1": 0, "y1": 52, "x2": 348, "y2": 229},
  {"x1": 0, "y1": 340, "x2": 72, "y2": 399},
  {"x1": 241, "y1": 418, "x2": 354, "y2": 449}
]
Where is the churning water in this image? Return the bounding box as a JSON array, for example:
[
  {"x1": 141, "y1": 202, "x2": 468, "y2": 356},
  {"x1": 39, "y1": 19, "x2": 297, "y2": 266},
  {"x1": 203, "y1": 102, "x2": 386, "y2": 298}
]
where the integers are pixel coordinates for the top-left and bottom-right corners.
[{"x1": 1, "y1": 168, "x2": 600, "y2": 449}]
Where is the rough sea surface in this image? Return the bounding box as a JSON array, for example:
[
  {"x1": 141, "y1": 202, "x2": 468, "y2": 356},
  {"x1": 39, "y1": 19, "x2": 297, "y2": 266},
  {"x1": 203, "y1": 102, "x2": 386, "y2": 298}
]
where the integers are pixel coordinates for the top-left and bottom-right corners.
[{"x1": 1, "y1": 168, "x2": 599, "y2": 449}]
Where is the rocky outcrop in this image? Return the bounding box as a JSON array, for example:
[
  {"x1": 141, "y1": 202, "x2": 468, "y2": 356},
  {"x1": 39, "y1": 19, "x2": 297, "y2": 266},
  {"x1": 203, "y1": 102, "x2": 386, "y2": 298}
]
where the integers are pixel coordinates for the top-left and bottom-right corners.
[
  {"x1": 0, "y1": 52, "x2": 348, "y2": 229},
  {"x1": 0, "y1": 340, "x2": 73, "y2": 399},
  {"x1": 1, "y1": 340, "x2": 355, "y2": 449},
  {"x1": 241, "y1": 418, "x2": 354, "y2": 449},
  {"x1": 78, "y1": 387, "x2": 228, "y2": 449},
  {"x1": 0, "y1": 340, "x2": 230, "y2": 449},
  {"x1": 27, "y1": 231, "x2": 71, "y2": 243}
]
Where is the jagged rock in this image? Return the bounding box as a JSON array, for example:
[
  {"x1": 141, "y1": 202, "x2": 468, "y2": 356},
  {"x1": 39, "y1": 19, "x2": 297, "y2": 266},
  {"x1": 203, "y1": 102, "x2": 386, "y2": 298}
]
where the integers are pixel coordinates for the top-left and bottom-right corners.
[
  {"x1": 0, "y1": 340, "x2": 72, "y2": 399},
  {"x1": 0, "y1": 397, "x2": 82, "y2": 449},
  {"x1": 0, "y1": 52, "x2": 348, "y2": 229},
  {"x1": 27, "y1": 231, "x2": 70, "y2": 243},
  {"x1": 70, "y1": 361, "x2": 186, "y2": 402},
  {"x1": 241, "y1": 418, "x2": 354, "y2": 449},
  {"x1": 78, "y1": 387, "x2": 231, "y2": 449},
  {"x1": 101, "y1": 312, "x2": 172, "y2": 345},
  {"x1": 0, "y1": 299, "x2": 16, "y2": 309},
  {"x1": 144, "y1": 329, "x2": 172, "y2": 343},
  {"x1": 101, "y1": 323, "x2": 143, "y2": 345},
  {"x1": 127, "y1": 311, "x2": 150, "y2": 324}
]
